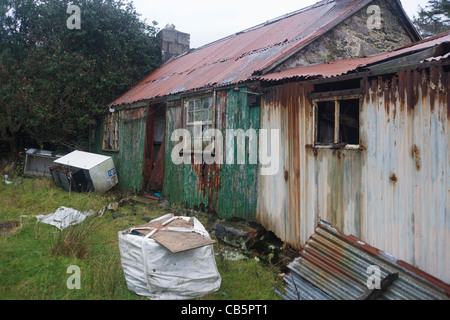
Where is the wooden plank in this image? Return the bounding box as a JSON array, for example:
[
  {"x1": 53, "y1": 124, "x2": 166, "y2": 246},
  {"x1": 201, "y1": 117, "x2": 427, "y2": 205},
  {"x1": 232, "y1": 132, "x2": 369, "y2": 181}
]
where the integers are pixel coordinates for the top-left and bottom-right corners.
[
  {"x1": 132, "y1": 217, "x2": 215, "y2": 253},
  {"x1": 151, "y1": 230, "x2": 216, "y2": 253},
  {"x1": 132, "y1": 217, "x2": 194, "y2": 235}
]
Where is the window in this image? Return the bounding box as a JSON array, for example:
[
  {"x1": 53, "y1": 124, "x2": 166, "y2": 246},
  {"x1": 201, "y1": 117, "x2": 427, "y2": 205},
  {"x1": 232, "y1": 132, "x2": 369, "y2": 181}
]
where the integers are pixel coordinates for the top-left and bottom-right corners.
[
  {"x1": 185, "y1": 96, "x2": 214, "y2": 150},
  {"x1": 102, "y1": 112, "x2": 119, "y2": 152},
  {"x1": 315, "y1": 96, "x2": 360, "y2": 147},
  {"x1": 247, "y1": 93, "x2": 261, "y2": 108}
]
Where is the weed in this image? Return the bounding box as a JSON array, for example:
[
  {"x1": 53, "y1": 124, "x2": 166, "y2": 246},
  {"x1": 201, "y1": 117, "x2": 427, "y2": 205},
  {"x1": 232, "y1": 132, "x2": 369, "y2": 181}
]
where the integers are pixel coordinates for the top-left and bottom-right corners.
[{"x1": 50, "y1": 218, "x2": 96, "y2": 259}]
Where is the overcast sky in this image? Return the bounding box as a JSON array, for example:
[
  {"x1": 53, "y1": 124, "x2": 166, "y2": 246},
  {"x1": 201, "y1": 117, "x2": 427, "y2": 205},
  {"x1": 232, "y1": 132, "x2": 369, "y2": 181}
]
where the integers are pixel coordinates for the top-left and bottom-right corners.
[{"x1": 132, "y1": 0, "x2": 430, "y2": 48}]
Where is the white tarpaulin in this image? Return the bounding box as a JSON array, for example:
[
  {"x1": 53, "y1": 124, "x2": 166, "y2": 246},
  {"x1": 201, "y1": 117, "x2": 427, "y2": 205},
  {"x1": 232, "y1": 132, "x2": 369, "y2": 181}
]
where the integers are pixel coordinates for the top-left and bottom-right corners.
[
  {"x1": 36, "y1": 206, "x2": 93, "y2": 230},
  {"x1": 118, "y1": 213, "x2": 221, "y2": 300}
]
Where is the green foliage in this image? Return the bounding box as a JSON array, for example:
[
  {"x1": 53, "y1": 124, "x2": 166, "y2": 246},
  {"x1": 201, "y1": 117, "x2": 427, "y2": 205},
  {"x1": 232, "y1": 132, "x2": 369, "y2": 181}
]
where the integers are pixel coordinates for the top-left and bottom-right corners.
[
  {"x1": 413, "y1": 0, "x2": 450, "y2": 38},
  {"x1": 0, "y1": 0, "x2": 160, "y2": 155}
]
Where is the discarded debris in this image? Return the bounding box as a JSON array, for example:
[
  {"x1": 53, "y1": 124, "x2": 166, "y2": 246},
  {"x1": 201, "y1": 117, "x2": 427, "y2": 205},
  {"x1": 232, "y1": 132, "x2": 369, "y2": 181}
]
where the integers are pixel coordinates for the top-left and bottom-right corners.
[
  {"x1": 52, "y1": 150, "x2": 118, "y2": 193},
  {"x1": 277, "y1": 220, "x2": 450, "y2": 300},
  {"x1": 118, "y1": 213, "x2": 221, "y2": 300},
  {"x1": 3, "y1": 175, "x2": 12, "y2": 185},
  {"x1": 215, "y1": 220, "x2": 260, "y2": 251},
  {"x1": 36, "y1": 206, "x2": 94, "y2": 230},
  {"x1": 23, "y1": 148, "x2": 62, "y2": 177},
  {"x1": 97, "y1": 197, "x2": 131, "y2": 217},
  {"x1": 217, "y1": 248, "x2": 247, "y2": 261}
]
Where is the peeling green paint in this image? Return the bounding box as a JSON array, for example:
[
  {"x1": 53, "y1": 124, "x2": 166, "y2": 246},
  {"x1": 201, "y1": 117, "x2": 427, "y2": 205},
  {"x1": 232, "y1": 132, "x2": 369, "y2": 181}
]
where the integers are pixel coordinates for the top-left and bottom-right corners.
[{"x1": 164, "y1": 89, "x2": 260, "y2": 221}]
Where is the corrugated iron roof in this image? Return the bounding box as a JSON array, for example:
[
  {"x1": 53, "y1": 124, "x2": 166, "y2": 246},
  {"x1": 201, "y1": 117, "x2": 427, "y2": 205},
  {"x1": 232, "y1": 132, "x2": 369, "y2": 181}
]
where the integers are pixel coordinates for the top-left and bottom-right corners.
[
  {"x1": 261, "y1": 30, "x2": 450, "y2": 82},
  {"x1": 276, "y1": 221, "x2": 450, "y2": 300},
  {"x1": 110, "y1": 0, "x2": 384, "y2": 106}
]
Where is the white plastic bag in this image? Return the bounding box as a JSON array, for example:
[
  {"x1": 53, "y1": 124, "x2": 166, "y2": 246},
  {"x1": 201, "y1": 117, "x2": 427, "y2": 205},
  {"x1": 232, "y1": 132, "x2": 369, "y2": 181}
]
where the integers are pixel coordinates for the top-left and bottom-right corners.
[
  {"x1": 36, "y1": 206, "x2": 93, "y2": 230},
  {"x1": 118, "y1": 214, "x2": 221, "y2": 300}
]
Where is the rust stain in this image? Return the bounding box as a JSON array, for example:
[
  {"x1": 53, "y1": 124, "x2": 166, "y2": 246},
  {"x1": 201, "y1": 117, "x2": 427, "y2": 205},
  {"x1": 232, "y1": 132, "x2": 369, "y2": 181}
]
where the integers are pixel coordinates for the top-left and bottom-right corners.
[
  {"x1": 429, "y1": 64, "x2": 442, "y2": 113},
  {"x1": 306, "y1": 144, "x2": 318, "y2": 158},
  {"x1": 420, "y1": 68, "x2": 429, "y2": 104},
  {"x1": 359, "y1": 141, "x2": 367, "y2": 151},
  {"x1": 384, "y1": 78, "x2": 390, "y2": 119},
  {"x1": 447, "y1": 71, "x2": 450, "y2": 118},
  {"x1": 412, "y1": 144, "x2": 421, "y2": 171},
  {"x1": 390, "y1": 173, "x2": 398, "y2": 185},
  {"x1": 371, "y1": 78, "x2": 377, "y2": 105},
  {"x1": 391, "y1": 75, "x2": 397, "y2": 121},
  {"x1": 192, "y1": 161, "x2": 221, "y2": 213},
  {"x1": 398, "y1": 69, "x2": 406, "y2": 114},
  {"x1": 333, "y1": 227, "x2": 383, "y2": 257}
]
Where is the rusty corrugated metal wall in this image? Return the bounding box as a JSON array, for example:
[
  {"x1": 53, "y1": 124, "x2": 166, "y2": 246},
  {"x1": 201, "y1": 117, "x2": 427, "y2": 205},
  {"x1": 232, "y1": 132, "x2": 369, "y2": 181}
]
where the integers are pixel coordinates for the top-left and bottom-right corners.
[
  {"x1": 257, "y1": 65, "x2": 449, "y2": 283},
  {"x1": 163, "y1": 88, "x2": 260, "y2": 220}
]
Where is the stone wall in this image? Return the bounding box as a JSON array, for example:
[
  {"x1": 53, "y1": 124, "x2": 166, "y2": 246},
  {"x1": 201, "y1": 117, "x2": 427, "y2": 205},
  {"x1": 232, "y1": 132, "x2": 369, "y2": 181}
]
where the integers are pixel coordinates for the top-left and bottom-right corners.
[{"x1": 274, "y1": 0, "x2": 414, "y2": 71}]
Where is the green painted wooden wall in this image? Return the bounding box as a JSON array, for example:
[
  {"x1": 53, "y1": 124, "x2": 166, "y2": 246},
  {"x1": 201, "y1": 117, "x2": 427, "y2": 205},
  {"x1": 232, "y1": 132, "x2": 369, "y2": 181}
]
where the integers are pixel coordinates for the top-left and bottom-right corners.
[
  {"x1": 164, "y1": 88, "x2": 260, "y2": 220},
  {"x1": 92, "y1": 107, "x2": 147, "y2": 193}
]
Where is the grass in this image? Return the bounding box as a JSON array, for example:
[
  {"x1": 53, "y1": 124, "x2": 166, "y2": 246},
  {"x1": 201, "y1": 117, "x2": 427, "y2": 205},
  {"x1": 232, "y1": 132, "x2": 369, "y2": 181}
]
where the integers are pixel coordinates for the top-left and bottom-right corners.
[{"x1": 0, "y1": 175, "x2": 284, "y2": 300}]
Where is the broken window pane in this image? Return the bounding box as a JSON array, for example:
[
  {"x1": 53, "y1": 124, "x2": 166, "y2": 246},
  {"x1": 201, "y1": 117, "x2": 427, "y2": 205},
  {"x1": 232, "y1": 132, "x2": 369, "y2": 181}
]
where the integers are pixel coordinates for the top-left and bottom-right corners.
[
  {"x1": 316, "y1": 98, "x2": 360, "y2": 146},
  {"x1": 317, "y1": 101, "x2": 335, "y2": 144},
  {"x1": 339, "y1": 99, "x2": 359, "y2": 145}
]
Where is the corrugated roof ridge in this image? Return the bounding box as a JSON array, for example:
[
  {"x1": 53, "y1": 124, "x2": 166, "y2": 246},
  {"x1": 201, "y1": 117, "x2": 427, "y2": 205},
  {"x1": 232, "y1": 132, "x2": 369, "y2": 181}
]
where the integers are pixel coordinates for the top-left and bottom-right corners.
[
  {"x1": 191, "y1": 0, "x2": 336, "y2": 52},
  {"x1": 168, "y1": 0, "x2": 342, "y2": 73}
]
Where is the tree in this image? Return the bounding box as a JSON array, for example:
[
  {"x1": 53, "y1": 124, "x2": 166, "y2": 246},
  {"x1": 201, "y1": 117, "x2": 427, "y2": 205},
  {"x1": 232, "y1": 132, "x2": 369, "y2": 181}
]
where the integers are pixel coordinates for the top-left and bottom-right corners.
[
  {"x1": 0, "y1": 0, "x2": 36, "y2": 156},
  {"x1": 0, "y1": 0, "x2": 161, "y2": 157},
  {"x1": 413, "y1": 0, "x2": 450, "y2": 38}
]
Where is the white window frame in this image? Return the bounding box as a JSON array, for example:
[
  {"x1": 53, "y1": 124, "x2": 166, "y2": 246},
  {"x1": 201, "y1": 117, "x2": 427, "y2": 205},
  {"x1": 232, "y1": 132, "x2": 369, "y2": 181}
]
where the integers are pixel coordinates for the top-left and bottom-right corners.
[{"x1": 184, "y1": 95, "x2": 215, "y2": 152}]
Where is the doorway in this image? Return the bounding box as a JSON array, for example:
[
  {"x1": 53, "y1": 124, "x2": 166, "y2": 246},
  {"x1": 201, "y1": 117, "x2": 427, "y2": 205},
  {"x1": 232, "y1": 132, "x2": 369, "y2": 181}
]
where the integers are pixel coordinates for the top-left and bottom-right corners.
[{"x1": 142, "y1": 103, "x2": 166, "y2": 193}]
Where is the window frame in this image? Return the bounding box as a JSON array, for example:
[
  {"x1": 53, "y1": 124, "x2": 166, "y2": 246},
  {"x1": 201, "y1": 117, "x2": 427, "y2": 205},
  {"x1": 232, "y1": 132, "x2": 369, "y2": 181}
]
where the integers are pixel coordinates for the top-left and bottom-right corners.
[
  {"x1": 102, "y1": 112, "x2": 119, "y2": 152},
  {"x1": 183, "y1": 94, "x2": 215, "y2": 153},
  {"x1": 313, "y1": 94, "x2": 361, "y2": 150}
]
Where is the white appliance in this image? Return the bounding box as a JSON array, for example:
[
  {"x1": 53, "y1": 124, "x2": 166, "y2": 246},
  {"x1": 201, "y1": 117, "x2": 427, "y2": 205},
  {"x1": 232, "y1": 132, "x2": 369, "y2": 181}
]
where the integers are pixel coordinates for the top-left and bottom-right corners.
[{"x1": 54, "y1": 150, "x2": 118, "y2": 193}]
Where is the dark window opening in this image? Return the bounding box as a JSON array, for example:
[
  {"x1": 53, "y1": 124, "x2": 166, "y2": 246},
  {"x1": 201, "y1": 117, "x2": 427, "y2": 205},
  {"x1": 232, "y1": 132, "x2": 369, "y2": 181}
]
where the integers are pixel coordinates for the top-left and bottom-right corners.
[
  {"x1": 247, "y1": 94, "x2": 261, "y2": 107},
  {"x1": 339, "y1": 99, "x2": 359, "y2": 145},
  {"x1": 314, "y1": 79, "x2": 361, "y2": 93},
  {"x1": 315, "y1": 98, "x2": 360, "y2": 147},
  {"x1": 317, "y1": 101, "x2": 335, "y2": 144}
]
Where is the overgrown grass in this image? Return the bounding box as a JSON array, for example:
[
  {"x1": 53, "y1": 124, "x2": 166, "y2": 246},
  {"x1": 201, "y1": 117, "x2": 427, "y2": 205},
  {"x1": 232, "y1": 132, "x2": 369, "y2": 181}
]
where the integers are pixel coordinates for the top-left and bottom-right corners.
[{"x1": 0, "y1": 176, "x2": 283, "y2": 300}]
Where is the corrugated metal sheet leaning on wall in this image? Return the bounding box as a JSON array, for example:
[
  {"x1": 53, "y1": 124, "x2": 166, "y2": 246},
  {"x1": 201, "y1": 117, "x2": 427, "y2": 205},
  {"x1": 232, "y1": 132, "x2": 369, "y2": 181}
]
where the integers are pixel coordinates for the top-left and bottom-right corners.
[{"x1": 276, "y1": 220, "x2": 450, "y2": 300}]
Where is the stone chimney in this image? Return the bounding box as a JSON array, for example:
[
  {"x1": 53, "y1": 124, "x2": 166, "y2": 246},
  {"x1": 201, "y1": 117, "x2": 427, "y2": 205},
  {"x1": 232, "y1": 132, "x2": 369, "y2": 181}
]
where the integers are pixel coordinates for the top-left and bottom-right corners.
[{"x1": 157, "y1": 26, "x2": 190, "y2": 63}]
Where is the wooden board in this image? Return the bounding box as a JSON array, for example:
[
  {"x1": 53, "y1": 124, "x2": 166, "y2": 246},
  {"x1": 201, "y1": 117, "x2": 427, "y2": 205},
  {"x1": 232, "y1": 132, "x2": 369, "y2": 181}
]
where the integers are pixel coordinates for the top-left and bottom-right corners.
[
  {"x1": 151, "y1": 230, "x2": 216, "y2": 253},
  {"x1": 133, "y1": 217, "x2": 194, "y2": 236},
  {"x1": 130, "y1": 216, "x2": 215, "y2": 253}
]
